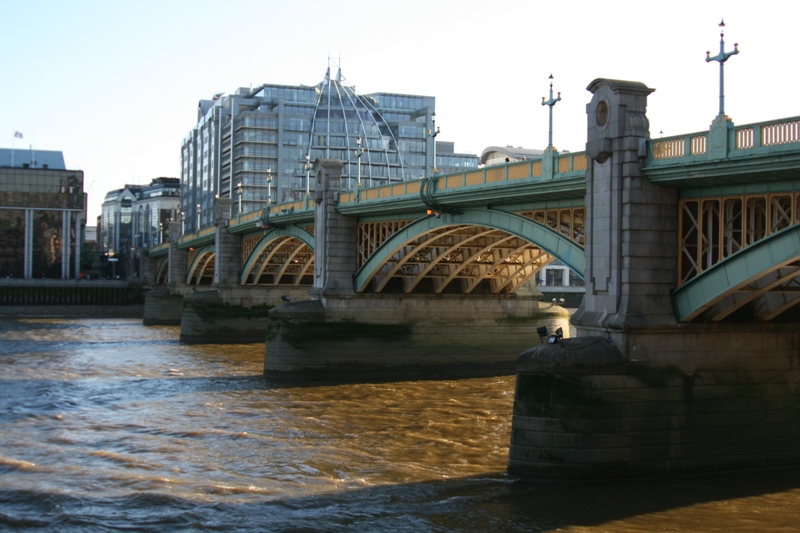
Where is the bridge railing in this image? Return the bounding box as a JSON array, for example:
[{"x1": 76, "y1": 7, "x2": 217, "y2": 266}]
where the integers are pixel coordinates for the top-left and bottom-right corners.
[
  {"x1": 177, "y1": 226, "x2": 216, "y2": 247},
  {"x1": 650, "y1": 116, "x2": 800, "y2": 162},
  {"x1": 734, "y1": 117, "x2": 800, "y2": 149},
  {"x1": 338, "y1": 152, "x2": 588, "y2": 205},
  {"x1": 147, "y1": 243, "x2": 170, "y2": 257},
  {"x1": 228, "y1": 197, "x2": 316, "y2": 233}
]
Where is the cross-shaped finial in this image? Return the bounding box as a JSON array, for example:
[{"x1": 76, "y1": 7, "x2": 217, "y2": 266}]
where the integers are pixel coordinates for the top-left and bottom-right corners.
[
  {"x1": 706, "y1": 19, "x2": 739, "y2": 117},
  {"x1": 541, "y1": 74, "x2": 561, "y2": 150}
]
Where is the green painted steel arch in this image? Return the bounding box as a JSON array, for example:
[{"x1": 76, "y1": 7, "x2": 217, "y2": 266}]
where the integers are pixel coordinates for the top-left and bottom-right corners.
[
  {"x1": 185, "y1": 245, "x2": 215, "y2": 285},
  {"x1": 673, "y1": 223, "x2": 800, "y2": 322},
  {"x1": 155, "y1": 258, "x2": 167, "y2": 285},
  {"x1": 354, "y1": 208, "x2": 585, "y2": 292},
  {"x1": 239, "y1": 226, "x2": 315, "y2": 285}
]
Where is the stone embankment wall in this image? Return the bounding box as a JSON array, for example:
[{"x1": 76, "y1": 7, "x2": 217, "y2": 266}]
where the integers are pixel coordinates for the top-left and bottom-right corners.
[
  {"x1": 0, "y1": 280, "x2": 147, "y2": 306},
  {"x1": 508, "y1": 327, "x2": 800, "y2": 479}
]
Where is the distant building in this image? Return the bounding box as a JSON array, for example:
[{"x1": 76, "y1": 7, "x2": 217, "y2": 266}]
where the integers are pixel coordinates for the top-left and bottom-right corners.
[
  {"x1": 0, "y1": 147, "x2": 85, "y2": 279},
  {"x1": 180, "y1": 63, "x2": 478, "y2": 232},
  {"x1": 480, "y1": 146, "x2": 545, "y2": 166},
  {"x1": 100, "y1": 177, "x2": 179, "y2": 278}
]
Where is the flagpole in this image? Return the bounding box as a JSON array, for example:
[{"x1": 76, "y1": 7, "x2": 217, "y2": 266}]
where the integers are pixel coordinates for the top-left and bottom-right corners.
[{"x1": 11, "y1": 130, "x2": 23, "y2": 167}]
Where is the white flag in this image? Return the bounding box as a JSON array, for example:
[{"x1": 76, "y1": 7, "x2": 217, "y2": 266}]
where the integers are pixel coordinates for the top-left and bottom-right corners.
[{"x1": 13, "y1": 131, "x2": 23, "y2": 139}]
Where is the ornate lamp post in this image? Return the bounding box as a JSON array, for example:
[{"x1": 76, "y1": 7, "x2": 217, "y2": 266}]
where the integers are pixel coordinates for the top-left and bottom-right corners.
[
  {"x1": 236, "y1": 181, "x2": 243, "y2": 213},
  {"x1": 706, "y1": 19, "x2": 739, "y2": 118},
  {"x1": 266, "y1": 167, "x2": 273, "y2": 204},
  {"x1": 354, "y1": 137, "x2": 365, "y2": 187},
  {"x1": 427, "y1": 112, "x2": 440, "y2": 174},
  {"x1": 541, "y1": 74, "x2": 561, "y2": 150}
]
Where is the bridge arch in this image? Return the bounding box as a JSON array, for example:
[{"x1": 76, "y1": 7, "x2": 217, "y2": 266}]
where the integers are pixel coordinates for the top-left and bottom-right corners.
[
  {"x1": 673, "y1": 223, "x2": 800, "y2": 322},
  {"x1": 154, "y1": 258, "x2": 168, "y2": 285},
  {"x1": 240, "y1": 226, "x2": 315, "y2": 285},
  {"x1": 354, "y1": 208, "x2": 585, "y2": 294},
  {"x1": 186, "y1": 245, "x2": 215, "y2": 285}
]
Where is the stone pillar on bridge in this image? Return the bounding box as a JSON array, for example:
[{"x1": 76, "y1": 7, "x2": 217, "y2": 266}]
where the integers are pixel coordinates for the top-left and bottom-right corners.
[
  {"x1": 213, "y1": 197, "x2": 241, "y2": 287},
  {"x1": 167, "y1": 220, "x2": 188, "y2": 291},
  {"x1": 310, "y1": 159, "x2": 357, "y2": 299},
  {"x1": 572, "y1": 78, "x2": 679, "y2": 344},
  {"x1": 139, "y1": 252, "x2": 157, "y2": 285}
]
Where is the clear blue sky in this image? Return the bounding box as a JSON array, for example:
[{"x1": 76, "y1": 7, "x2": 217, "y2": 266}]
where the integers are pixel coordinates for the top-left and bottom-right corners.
[{"x1": 2, "y1": 0, "x2": 797, "y2": 222}]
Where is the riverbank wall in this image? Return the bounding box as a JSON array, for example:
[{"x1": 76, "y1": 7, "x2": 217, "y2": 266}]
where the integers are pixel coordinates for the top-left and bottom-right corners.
[{"x1": 0, "y1": 279, "x2": 147, "y2": 306}]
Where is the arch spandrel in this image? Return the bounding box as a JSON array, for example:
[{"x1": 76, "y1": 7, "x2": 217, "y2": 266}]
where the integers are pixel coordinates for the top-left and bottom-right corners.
[
  {"x1": 673, "y1": 222, "x2": 800, "y2": 322},
  {"x1": 354, "y1": 208, "x2": 585, "y2": 294},
  {"x1": 240, "y1": 226, "x2": 315, "y2": 286},
  {"x1": 185, "y1": 245, "x2": 215, "y2": 286}
]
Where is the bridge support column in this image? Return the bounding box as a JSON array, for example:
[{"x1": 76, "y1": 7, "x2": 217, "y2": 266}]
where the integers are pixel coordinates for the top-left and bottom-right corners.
[
  {"x1": 572, "y1": 78, "x2": 677, "y2": 342},
  {"x1": 310, "y1": 159, "x2": 357, "y2": 298},
  {"x1": 144, "y1": 221, "x2": 187, "y2": 325},
  {"x1": 139, "y1": 253, "x2": 157, "y2": 285},
  {"x1": 167, "y1": 221, "x2": 188, "y2": 291},
  {"x1": 213, "y1": 197, "x2": 241, "y2": 288}
]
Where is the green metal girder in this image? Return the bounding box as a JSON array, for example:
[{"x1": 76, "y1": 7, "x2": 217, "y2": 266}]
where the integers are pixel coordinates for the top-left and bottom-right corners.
[
  {"x1": 239, "y1": 226, "x2": 315, "y2": 285},
  {"x1": 155, "y1": 258, "x2": 167, "y2": 285},
  {"x1": 177, "y1": 232, "x2": 216, "y2": 250},
  {"x1": 336, "y1": 176, "x2": 586, "y2": 218},
  {"x1": 185, "y1": 245, "x2": 216, "y2": 285},
  {"x1": 673, "y1": 222, "x2": 800, "y2": 322},
  {"x1": 645, "y1": 148, "x2": 800, "y2": 189},
  {"x1": 354, "y1": 208, "x2": 585, "y2": 292}
]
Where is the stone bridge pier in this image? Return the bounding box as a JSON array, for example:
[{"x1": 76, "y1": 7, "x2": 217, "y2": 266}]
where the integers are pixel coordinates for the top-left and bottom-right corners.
[
  {"x1": 508, "y1": 79, "x2": 800, "y2": 480},
  {"x1": 265, "y1": 160, "x2": 569, "y2": 381},
  {"x1": 143, "y1": 203, "x2": 309, "y2": 340}
]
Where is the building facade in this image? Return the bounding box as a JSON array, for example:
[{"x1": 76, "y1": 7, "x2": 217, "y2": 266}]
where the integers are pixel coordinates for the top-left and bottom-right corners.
[
  {"x1": 0, "y1": 148, "x2": 85, "y2": 279},
  {"x1": 100, "y1": 177, "x2": 179, "y2": 278},
  {"x1": 180, "y1": 64, "x2": 477, "y2": 232}
]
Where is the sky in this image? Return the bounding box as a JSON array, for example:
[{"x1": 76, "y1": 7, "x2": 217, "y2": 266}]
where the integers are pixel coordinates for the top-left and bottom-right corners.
[{"x1": 2, "y1": 0, "x2": 798, "y2": 223}]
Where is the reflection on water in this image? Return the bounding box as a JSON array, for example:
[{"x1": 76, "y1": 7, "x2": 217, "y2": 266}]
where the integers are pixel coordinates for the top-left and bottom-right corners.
[{"x1": 0, "y1": 317, "x2": 798, "y2": 532}]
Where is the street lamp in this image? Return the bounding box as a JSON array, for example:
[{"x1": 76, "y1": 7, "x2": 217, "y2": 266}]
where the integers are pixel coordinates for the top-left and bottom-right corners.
[
  {"x1": 305, "y1": 153, "x2": 311, "y2": 196},
  {"x1": 266, "y1": 167, "x2": 273, "y2": 204},
  {"x1": 541, "y1": 74, "x2": 561, "y2": 150},
  {"x1": 706, "y1": 19, "x2": 739, "y2": 118},
  {"x1": 354, "y1": 137, "x2": 365, "y2": 187},
  {"x1": 427, "y1": 112, "x2": 440, "y2": 174},
  {"x1": 180, "y1": 211, "x2": 185, "y2": 235},
  {"x1": 158, "y1": 222, "x2": 163, "y2": 245},
  {"x1": 237, "y1": 181, "x2": 243, "y2": 213},
  {"x1": 196, "y1": 203, "x2": 201, "y2": 231}
]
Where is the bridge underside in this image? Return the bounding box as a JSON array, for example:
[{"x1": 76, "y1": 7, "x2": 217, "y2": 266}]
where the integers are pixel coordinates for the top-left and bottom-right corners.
[
  {"x1": 355, "y1": 209, "x2": 585, "y2": 295},
  {"x1": 362, "y1": 223, "x2": 555, "y2": 294},
  {"x1": 674, "y1": 222, "x2": 800, "y2": 322},
  {"x1": 241, "y1": 236, "x2": 314, "y2": 286}
]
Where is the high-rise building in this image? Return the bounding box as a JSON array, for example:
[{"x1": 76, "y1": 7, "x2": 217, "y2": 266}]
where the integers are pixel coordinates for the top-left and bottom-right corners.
[{"x1": 180, "y1": 63, "x2": 477, "y2": 231}]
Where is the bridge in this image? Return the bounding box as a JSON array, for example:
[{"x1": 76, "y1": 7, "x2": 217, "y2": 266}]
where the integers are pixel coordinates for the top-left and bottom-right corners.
[
  {"x1": 146, "y1": 112, "x2": 800, "y2": 328},
  {"x1": 142, "y1": 75, "x2": 800, "y2": 479}
]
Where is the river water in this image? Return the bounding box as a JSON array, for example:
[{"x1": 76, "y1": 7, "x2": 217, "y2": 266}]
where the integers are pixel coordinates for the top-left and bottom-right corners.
[{"x1": 1, "y1": 317, "x2": 798, "y2": 532}]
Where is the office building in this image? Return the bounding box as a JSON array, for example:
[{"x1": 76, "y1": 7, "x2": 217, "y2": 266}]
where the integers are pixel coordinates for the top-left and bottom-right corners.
[
  {"x1": 0, "y1": 147, "x2": 85, "y2": 279},
  {"x1": 180, "y1": 63, "x2": 477, "y2": 231},
  {"x1": 100, "y1": 177, "x2": 179, "y2": 278}
]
